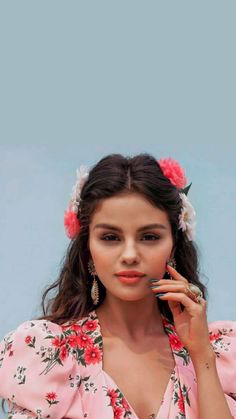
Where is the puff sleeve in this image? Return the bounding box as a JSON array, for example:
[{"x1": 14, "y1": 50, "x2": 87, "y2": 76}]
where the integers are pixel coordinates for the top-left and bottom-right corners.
[
  {"x1": 0, "y1": 319, "x2": 82, "y2": 418},
  {"x1": 208, "y1": 319, "x2": 236, "y2": 417}
]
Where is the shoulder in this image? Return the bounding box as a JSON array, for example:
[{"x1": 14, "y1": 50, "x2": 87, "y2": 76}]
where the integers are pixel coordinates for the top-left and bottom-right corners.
[
  {"x1": 0, "y1": 318, "x2": 71, "y2": 369},
  {"x1": 207, "y1": 319, "x2": 236, "y2": 403},
  {"x1": 0, "y1": 318, "x2": 81, "y2": 417},
  {"x1": 207, "y1": 318, "x2": 236, "y2": 353},
  {"x1": 0, "y1": 311, "x2": 100, "y2": 369}
]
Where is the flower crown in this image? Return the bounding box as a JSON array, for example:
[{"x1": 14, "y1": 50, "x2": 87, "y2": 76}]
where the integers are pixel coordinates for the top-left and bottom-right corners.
[{"x1": 64, "y1": 158, "x2": 196, "y2": 241}]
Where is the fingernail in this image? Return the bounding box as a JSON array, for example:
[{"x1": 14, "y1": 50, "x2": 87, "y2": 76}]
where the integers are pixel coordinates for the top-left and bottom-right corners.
[
  {"x1": 149, "y1": 285, "x2": 160, "y2": 289},
  {"x1": 148, "y1": 278, "x2": 160, "y2": 283},
  {"x1": 156, "y1": 293, "x2": 166, "y2": 298}
]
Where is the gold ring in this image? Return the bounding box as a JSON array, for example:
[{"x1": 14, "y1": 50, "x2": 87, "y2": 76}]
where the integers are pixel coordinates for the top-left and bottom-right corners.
[{"x1": 186, "y1": 284, "x2": 203, "y2": 304}]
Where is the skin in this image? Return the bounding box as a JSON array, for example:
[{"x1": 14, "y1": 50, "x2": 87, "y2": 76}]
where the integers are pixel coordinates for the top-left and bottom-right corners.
[
  {"x1": 88, "y1": 191, "x2": 233, "y2": 418},
  {"x1": 88, "y1": 191, "x2": 175, "y2": 339}
]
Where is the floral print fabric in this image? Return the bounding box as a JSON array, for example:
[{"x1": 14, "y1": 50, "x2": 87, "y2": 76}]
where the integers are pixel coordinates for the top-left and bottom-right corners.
[{"x1": 0, "y1": 310, "x2": 236, "y2": 418}]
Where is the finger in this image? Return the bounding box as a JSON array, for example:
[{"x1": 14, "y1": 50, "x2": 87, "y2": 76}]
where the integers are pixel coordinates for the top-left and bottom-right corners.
[
  {"x1": 167, "y1": 299, "x2": 183, "y2": 316},
  {"x1": 157, "y1": 292, "x2": 203, "y2": 313},
  {"x1": 149, "y1": 284, "x2": 189, "y2": 293},
  {"x1": 166, "y1": 264, "x2": 189, "y2": 284},
  {"x1": 150, "y1": 279, "x2": 187, "y2": 286}
]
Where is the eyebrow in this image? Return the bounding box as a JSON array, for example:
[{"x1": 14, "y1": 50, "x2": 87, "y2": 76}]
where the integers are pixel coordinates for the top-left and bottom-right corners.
[{"x1": 93, "y1": 223, "x2": 167, "y2": 232}]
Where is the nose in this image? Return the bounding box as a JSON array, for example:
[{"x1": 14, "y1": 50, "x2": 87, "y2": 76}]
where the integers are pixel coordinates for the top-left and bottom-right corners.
[{"x1": 120, "y1": 240, "x2": 141, "y2": 265}]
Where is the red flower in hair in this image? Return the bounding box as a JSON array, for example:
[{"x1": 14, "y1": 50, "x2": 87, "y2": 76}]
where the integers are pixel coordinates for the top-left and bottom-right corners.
[
  {"x1": 158, "y1": 157, "x2": 187, "y2": 189},
  {"x1": 64, "y1": 208, "x2": 81, "y2": 239}
]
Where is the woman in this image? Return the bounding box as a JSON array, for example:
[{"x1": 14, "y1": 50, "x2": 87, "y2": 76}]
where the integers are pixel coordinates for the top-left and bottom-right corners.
[{"x1": 0, "y1": 153, "x2": 235, "y2": 419}]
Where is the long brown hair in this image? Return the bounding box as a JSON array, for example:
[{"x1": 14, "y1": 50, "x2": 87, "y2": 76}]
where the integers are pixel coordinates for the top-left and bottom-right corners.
[{"x1": 36, "y1": 152, "x2": 208, "y2": 325}]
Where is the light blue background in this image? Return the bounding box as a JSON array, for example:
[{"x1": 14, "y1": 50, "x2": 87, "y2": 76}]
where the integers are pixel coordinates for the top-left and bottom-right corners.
[{"x1": 0, "y1": 4, "x2": 235, "y2": 410}]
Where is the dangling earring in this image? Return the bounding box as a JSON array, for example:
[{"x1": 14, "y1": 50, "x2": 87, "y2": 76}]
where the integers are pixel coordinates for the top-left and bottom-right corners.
[
  {"x1": 88, "y1": 260, "x2": 99, "y2": 305},
  {"x1": 166, "y1": 257, "x2": 177, "y2": 279}
]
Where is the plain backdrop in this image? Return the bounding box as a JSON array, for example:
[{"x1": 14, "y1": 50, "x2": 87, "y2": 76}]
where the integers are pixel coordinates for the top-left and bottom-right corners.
[{"x1": 0, "y1": 4, "x2": 235, "y2": 413}]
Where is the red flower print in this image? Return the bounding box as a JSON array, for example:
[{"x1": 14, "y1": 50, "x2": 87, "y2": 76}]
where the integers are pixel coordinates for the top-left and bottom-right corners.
[
  {"x1": 46, "y1": 392, "x2": 57, "y2": 401},
  {"x1": 77, "y1": 333, "x2": 93, "y2": 348},
  {"x1": 59, "y1": 345, "x2": 68, "y2": 361},
  {"x1": 45, "y1": 391, "x2": 59, "y2": 406},
  {"x1": 177, "y1": 391, "x2": 185, "y2": 414},
  {"x1": 9, "y1": 351, "x2": 14, "y2": 357},
  {"x1": 24, "y1": 334, "x2": 35, "y2": 348},
  {"x1": 169, "y1": 334, "x2": 183, "y2": 351},
  {"x1": 84, "y1": 345, "x2": 102, "y2": 364},
  {"x1": 25, "y1": 336, "x2": 32, "y2": 344},
  {"x1": 113, "y1": 406, "x2": 124, "y2": 418},
  {"x1": 210, "y1": 332, "x2": 220, "y2": 341},
  {"x1": 67, "y1": 335, "x2": 81, "y2": 348},
  {"x1": 162, "y1": 318, "x2": 173, "y2": 328},
  {"x1": 122, "y1": 396, "x2": 130, "y2": 411},
  {"x1": 7, "y1": 343, "x2": 12, "y2": 351},
  {"x1": 70, "y1": 324, "x2": 82, "y2": 333},
  {"x1": 108, "y1": 389, "x2": 119, "y2": 406},
  {"x1": 61, "y1": 323, "x2": 82, "y2": 333},
  {"x1": 83, "y1": 320, "x2": 98, "y2": 332},
  {"x1": 51, "y1": 336, "x2": 67, "y2": 347}
]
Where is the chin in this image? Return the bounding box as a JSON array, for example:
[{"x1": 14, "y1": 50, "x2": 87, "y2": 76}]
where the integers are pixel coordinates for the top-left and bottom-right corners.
[{"x1": 115, "y1": 292, "x2": 148, "y2": 302}]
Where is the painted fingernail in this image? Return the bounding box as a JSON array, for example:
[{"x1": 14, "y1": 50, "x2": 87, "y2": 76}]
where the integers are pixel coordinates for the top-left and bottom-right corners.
[
  {"x1": 149, "y1": 285, "x2": 160, "y2": 289},
  {"x1": 156, "y1": 293, "x2": 166, "y2": 298},
  {"x1": 148, "y1": 278, "x2": 160, "y2": 283}
]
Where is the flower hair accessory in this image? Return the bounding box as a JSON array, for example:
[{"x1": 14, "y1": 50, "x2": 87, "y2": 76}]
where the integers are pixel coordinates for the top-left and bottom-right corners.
[
  {"x1": 64, "y1": 165, "x2": 89, "y2": 239},
  {"x1": 64, "y1": 157, "x2": 196, "y2": 241},
  {"x1": 158, "y1": 157, "x2": 196, "y2": 241}
]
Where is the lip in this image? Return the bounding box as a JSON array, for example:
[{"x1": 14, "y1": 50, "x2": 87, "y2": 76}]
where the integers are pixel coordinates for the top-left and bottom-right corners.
[
  {"x1": 117, "y1": 275, "x2": 144, "y2": 285},
  {"x1": 115, "y1": 270, "x2": 145, "y2": 277}
]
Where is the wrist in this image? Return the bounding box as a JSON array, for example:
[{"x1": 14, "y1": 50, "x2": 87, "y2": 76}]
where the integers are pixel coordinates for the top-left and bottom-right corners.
[{"x1": 189, "y1": 345, "x2": 216, "y2": 365}]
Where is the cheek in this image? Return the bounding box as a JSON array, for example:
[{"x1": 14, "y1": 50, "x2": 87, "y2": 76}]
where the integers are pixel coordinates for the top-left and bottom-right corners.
[{"x1": 89, "y1": 238, "x2": 113, "y2": 268}]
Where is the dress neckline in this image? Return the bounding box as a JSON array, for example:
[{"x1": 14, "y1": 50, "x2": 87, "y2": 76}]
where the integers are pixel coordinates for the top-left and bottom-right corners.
[{"x1": 89, "y1": 309, "x2": 177, "y2": 419}]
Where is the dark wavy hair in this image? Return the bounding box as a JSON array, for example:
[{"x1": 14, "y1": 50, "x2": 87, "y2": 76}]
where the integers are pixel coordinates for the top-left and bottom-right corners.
[{"x1": 36, "y1": 152, "x2": 207, "y2": 325}]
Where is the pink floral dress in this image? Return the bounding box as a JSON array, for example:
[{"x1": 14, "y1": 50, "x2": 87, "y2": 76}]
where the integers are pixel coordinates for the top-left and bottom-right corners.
[{"x1": 0, "y1": 309, "x2": 236, "y2": 418}]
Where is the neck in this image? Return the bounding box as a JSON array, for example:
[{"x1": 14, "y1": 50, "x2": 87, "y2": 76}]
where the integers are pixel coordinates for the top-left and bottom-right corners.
[{"x1": 95, "y1": 294, "x2": 164, "y2": 340}]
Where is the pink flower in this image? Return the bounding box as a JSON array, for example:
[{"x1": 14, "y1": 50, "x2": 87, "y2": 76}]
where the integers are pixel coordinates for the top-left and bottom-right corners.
[
  {"x1": 59, "y1": 345, "x2": 68, "y2": 361},
  {"x1": 77, "y1": 333, "x2": 94, "y2": 348},
  {"x1": 67, "y1": 335, "x2": 81, "y2": 348},
  {"x1": 45, "y1": 391, "x2": 57, "y2": 401},
  {"x1": 177, "y1": 391, "x2": 185, "y2": 413},
  {"x1": 51, "y1": 336, "x2": 67, "y2": 348},
  {"x1": 70, "y1": 324, "x2": 82, "y2": 333},
  {"x1": 158, "y1": 157, "x2": 187, "y2": 189},
  {"x1": 64, "y1": 208, "x2": 81, "y2": 239},
  {"x1": 45, "y1": 391, "x2": 59, "y2": 406},
  {"x1": 84, "y1": 345, "x2": 102, "y2": 364},
  {"x1": 61, "y1": 323, "x2": 82, "y2": 333},
  {"x1": 83, "y1": 320, "x2": 98, "y2": 332},
  {"x1": 169, "y1": 334, "x2": 184, "y2": 351},
  {"x1": 122, "y1": 397, "x2": 130, "y2": 411},
  {"x1": 210, "y1": 332, "x2": 221, "y2": 341},
  {"x1": 108, "y1": 389, "x2": 119, "y2": 406},
  {"x1": 25, "y1": 336, "x2": 32, "y2": 344},
  {"x1": 113, "y1": 406, "x2": 124, "y2": 418}
]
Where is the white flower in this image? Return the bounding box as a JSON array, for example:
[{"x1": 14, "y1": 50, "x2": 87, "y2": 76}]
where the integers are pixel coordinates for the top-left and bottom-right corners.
[
  {"x1": 178, "y1": 193, "x2": 196, "y2": 241},
  {"x1": 70, "y1": 165, "x2": 90, "y2": 212}
]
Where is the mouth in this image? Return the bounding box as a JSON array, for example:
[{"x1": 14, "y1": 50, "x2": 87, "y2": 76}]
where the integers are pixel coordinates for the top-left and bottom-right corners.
[
  {"x1": 115, "y1": 271, "x2": 146, "y2": 277},
  {"x1": 116, "y1": 275, "x2": 145, "y2": 285}
]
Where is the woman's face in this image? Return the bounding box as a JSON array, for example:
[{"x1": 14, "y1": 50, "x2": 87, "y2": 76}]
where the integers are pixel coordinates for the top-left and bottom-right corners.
[{"x1": 88, "y1": 192, "x2": 175, "y2": 302}]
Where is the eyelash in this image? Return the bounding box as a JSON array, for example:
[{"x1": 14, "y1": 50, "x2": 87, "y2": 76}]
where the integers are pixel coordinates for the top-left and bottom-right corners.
[{"x1": 100, "y1": 234, "x2": 161, "y2": 242}]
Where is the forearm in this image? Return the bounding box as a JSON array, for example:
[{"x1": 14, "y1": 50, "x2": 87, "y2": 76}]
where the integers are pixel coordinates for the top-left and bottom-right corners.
[{"x1": 190, "y1": 348, "x2": 233, "y2": 419}]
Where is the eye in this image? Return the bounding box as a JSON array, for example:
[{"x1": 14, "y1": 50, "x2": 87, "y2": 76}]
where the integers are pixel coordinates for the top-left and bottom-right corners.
[
  {"x1": 100, "y1": 233, "x2": 161, "y2": 241},
  {"x1": 100, "y1": 234, "x2": 119, "y2": 241},
  {"x1": 142, "y1": 234, "x2": 160, "y2": 241}
]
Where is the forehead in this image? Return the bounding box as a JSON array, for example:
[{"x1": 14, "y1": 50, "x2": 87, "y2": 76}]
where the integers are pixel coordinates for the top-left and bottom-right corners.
[{"x1": 89, "y1": 193, "x2": 170, "y2": 228}]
